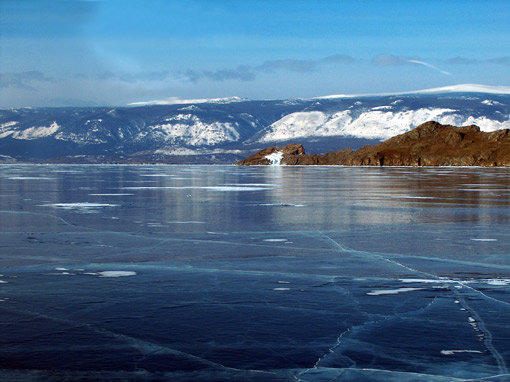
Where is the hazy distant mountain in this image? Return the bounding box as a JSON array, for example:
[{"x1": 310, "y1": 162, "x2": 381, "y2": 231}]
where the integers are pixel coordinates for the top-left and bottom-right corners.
[{"x1": 0, "y1": 84, "x2": 508, "y2": 163}]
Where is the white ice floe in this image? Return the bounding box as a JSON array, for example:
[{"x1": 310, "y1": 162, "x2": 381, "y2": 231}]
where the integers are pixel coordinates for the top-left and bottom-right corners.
[
  {"x1": 55, "y1": 267, "x2": 68, "y2": 271},
  {"x1": 0, "y1": 280, "x2": 7, "y2": 284},
  {"x1": 441, "y1": 349, "x2": 482, "y2": 355},
  {"x1": 263, "y1": 239, "x2": 288, "y2": 242},
  {"x1": 277, "y1": 281, "x2": 290, "y2": 284},
  {"x1": 273, "y1": 287, "x2": 291, "y2": 291},
  {"x1": 265, "y1": 151, "x2": 283, "y2": 165},
  {"x1": 367, "y1": 287, "x2": 424, "y2": 296},
  {"x1": 470, "y1": 238, "x2": 498, "y2": 242}
]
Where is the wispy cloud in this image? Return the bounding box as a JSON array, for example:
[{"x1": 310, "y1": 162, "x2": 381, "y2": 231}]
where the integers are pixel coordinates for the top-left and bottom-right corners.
[
  {"x1": 447, "y1": 56, "x2": 510, "y2": 65},
  {"x1": 372, "y1": 54, "x2": 451, "y2": 76},
  {"x1": 322, "y1": 54, "x2": 356, "y2": 64},
  {"x1": 371, "y1": 54, "x2": 411, "y2": 66},
  {"x1": 257, "y1": 59, "x2": 318, "y2": 73},
  {"x1": 0, "y1": 71, "x2": 54, "y2": 90},
  {"x1": 180, "y1": 66, "x2": 256, "y2": 83},
  {"x1": 406, "y1": 59, "x2": 451, "y2": 76},
  {"x1": 178, "y1": 54, "x2": 356, "y2": 82}
]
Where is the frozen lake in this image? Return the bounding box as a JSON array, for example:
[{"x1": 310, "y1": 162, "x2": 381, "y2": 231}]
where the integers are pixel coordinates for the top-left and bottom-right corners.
[{"x1": 0, "y1": 164, "x2": 509, "y2": 381}]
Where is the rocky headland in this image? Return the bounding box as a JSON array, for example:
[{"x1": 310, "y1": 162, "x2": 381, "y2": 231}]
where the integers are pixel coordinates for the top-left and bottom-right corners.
[{"x1": 236, "y1": 121, "x2": 510, "y2": 167}]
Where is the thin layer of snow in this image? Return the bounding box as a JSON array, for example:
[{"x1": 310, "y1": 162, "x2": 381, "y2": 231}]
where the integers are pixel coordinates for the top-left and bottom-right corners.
[
  {"x1": 127, "y1": 96, "x2": 246, "y2": 107},
  {"x1": 316, "y1": 84, "x2": 510, "y2": 99}
]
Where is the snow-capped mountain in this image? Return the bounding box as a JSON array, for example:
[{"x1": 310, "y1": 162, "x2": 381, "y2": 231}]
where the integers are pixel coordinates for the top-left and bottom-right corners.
[{"x1": 0, "y1": 85, "x2": 508, "y2": 163}]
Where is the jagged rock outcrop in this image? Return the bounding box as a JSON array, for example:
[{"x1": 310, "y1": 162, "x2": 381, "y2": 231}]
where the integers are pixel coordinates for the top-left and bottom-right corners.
[{"x1": 236, "y1": 121, "x2": 510, "y2": 167}]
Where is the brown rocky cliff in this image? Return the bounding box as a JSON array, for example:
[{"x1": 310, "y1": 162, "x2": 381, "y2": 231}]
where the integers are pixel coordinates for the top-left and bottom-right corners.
[{"x1": 236, "y1": 121, "x2": 510, "y2": 167}]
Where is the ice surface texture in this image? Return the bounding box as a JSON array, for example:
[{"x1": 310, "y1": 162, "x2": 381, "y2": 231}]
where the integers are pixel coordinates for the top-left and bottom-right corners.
[{"x1": 0, "y1": 164, "x2": 509, "y2": 381}]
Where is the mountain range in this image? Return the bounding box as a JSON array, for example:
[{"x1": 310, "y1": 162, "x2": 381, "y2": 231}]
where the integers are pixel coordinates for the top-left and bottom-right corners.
[{"x1": 0, "y1": 84, "x2": 508, "y2": 163}]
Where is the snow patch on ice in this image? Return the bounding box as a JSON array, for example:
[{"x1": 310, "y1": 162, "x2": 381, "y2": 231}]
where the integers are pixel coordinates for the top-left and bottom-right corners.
[
  {"x1": 97, "y1": 271, "x2": 137, "y2": 278},
  {"x1": 485, "y1": 279, "x2": 510, "y2": 286},
  {"x1": 441, "y1": 349, "x2": 482, "y2": 355},
  {"x1": 367, "y1": 287, "x2": 424, "y2": 295}
]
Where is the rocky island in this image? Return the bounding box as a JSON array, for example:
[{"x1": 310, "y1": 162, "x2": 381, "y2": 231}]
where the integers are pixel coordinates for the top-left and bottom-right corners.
[{"x1": 236, "y1": 121, "x2": 510, "y2": 167}]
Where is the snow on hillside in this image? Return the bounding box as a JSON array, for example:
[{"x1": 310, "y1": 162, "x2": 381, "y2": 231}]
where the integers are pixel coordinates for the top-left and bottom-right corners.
[
  {"x1": 0, "y1": 121, "x2": 60, "y2": 140},
  {"x1": 138, "y1": 114, "x2": 241, "y2": 146},
  {"x1": 257, "y1": 108, "x2": 510, "y2": 142}
]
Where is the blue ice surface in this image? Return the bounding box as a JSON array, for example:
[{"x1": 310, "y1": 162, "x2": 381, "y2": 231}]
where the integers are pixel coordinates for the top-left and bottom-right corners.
[{"x1": 0, "y1": 164, "x2": 509, "y2": 381}]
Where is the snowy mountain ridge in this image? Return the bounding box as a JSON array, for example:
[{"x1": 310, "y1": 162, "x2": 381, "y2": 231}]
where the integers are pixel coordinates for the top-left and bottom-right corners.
[
  {"x1": 315, "y1": 84, "x2": 510, "y2": 100},
  {"x1": 0, "y1": 86, "x2": 508, "y2": 163}
]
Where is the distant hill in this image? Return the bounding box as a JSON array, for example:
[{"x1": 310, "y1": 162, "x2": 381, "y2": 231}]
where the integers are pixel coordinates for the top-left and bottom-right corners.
[
  {"x1": 236, "y1": 121, "x2": 510, "y2": 167},
  {"x1": 0, "y1": 85, "x2": 508, "y2": 163}
]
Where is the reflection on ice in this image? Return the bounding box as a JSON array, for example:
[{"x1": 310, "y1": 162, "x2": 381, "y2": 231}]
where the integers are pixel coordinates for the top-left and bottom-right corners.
[
  {"x1": 0, "y1": 165, "x2": 509, "y2": 380},
  {"x1": 40, "y1": 202, "x2": 119, "y2": 213},
  {"x1": 89, "y1": 193, "x2": 134, "y2": 196},
  {"x1": 123, "y1": 185, "x2": 272, "y2": 191}
]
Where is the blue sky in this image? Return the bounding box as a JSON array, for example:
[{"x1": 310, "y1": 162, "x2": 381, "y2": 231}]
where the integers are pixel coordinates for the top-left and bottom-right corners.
[{"x1": 1, "y1": 0, "x2": 509, "y2": 107}]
